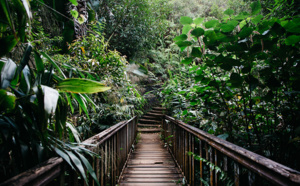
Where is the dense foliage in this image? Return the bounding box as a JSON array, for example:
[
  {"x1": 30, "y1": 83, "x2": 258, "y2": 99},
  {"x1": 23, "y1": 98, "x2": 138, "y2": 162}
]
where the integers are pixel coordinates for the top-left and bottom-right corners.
[{"x1": 160, "y1": 1, "x2": 300, "y2": 172}]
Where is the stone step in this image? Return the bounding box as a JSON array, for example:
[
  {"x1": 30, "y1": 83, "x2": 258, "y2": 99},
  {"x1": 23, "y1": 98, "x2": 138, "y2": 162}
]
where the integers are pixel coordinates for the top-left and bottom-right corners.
[
  {"x1": 138, "y1": 128, "x2": 161, "y2": 133},
  {"x1": 139, "y1": 119, "x2": 161, "y2": 124},
  {"x1": 138, "y1": 124, "x2": 161, "y2": 128}
]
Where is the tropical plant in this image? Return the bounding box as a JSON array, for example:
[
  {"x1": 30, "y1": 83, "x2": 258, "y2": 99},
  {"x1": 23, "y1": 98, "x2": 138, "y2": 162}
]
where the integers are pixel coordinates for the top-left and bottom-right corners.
[{"x1": 161, "y1": 1, "x2": 300, "y2": 170}]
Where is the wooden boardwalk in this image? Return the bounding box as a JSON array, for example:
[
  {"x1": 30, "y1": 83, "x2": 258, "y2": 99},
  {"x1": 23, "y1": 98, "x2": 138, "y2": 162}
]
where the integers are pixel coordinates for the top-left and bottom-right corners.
[{"x1": 119, "y1": 107, "x2": 184, "y2": 186}]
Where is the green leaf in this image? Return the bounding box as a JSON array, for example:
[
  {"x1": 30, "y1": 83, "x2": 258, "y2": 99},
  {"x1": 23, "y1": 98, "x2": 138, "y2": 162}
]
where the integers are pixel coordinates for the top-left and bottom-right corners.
[
  {"x1": 283, "y1": 19, "x2": 300, "y2": 33},
  {"x1": 70, "y1": 10, "x2": 79, "y2": 19},
  {"x1": 250, "y1": 1, "x2": 261, "y2": 15},
  {"x1": 205, "y1": 19, "x2": 219, "y2": 29},
  {"x1": 180, "y1": 16, "x2": 193, "y2": 25},
  {"x1": 54, "y1": 147, "x2": 75, "y2": 170},
  {"x1": 191, "y1": 47, "x2": 202, "y2": 58},
  {"x1": 21, "y1": 0, "x2": 32, "y2": 19},
  {"x1": 238, "y1": 27, "x2": 253, "y2": 38},
  {"x1": 65, "y1": 93, "x2": 74, "y2": 113},
  {"x1": 17, "y1": 44, "x2": 32, "y2": 75},
  {"x1": 285, "y1": 35, "x2": 300, "y2": 45},
  {"x1": 191, "y1": 28, "x2": 204, "y2": 37},
  {"x1": 75, "y1": 151, "x2": 100, "y2": 186},
  {"x1": 227, "y1": 20, "x2": 239, "y2": 27},
  {"x1": 173, "y1": 34, "x2": 188, "y2": 42},
  {"x1": 57, "y1": 78, "x2": 111, "y2": 94},
  {"x1": 0, "y1": 35, "x2": 19, "y2": 57},
  {"x1": 220, "y1": 24, "x2": 235, "y2": 32},
  {"x1": 69, "y1": 0, "x2": 78, "y2": 6},
  {"x1": 252, "y1": 15, "x2": 263, "y2": 24},
  {"x1": 175, "y1": 41, "x2": 192, "y2": 48},
  {"x1": 230, "y1": 73, "x2": 243, "y2": 87},
  {"x1": 34, "y1": 51, "x2": 44, "y2": 74},
  {"x1": 194, "y1": 18, "x2": 204, "y2": 25},
  {"x1": 72, "y1": 93, "x2": 89, "y2": 119},
  {"x1": 224, "y1": 9, "x2": 234, "y2": 16},
  {"x1": 64, "y1": 150, "x2": 88, "y2": 184},
  {"x1": 181, "y1": 58, "x2": 193, "y2": 65},
  {"x1": 0, "y1": 89, "x2": 16, "y2": 113},
  {"x1": 182, "y1": 25, "x2": 192, "y2": 35},
  {"x1": 41, "y1": 52, "x2": 66, "y2": 79}
]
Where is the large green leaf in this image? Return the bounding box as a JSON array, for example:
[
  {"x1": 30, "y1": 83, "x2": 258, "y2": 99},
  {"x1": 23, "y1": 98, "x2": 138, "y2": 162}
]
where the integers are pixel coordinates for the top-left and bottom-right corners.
[
  {"x1": 191, "y1": 28, "x2": 204, "y2": 37},
  {"x1": 205, "y1": 19, "x2": 219, "y2": 29},
  {"x1": 175, "y1": 41, "x2": 192, "y2": 48},
  {"x1": 285, "y1": 35, "x2": 300, "y2": 45},
  {"x1": 180, "y1": 16, "x2": 193, "y2": 25},
  {"x1": 33, "y1": 85, "x2": 59, "y2": 115},
  {"x1": 57, "y1": 78, "x2": 111, "y2": 94}
]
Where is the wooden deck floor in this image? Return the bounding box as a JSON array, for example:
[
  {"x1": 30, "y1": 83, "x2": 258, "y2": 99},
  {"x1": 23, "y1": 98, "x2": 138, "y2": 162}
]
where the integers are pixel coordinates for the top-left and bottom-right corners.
[{"x1": 119, "y1": 133, "x2": 184, "y2": 186}]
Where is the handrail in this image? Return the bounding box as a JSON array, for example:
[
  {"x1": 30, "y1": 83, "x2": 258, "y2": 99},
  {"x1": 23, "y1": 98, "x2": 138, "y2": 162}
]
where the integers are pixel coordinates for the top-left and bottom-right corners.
[
  {"x1": 1, "y1": 116, "x2": 138, "y2": 186},
  {"x1": 162, "y1": 115, "x2": 300, "y2": 186}
]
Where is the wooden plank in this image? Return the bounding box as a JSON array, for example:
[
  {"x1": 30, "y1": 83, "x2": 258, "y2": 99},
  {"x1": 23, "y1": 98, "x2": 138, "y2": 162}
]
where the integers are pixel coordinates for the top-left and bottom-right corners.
[
  {"x1": 122, "y1": 177, "x2": 182, "y2": 182},
  {"x1": 122, "y1": 174, "x2": 183, "y2": 178},
  {"x1": 120, "y1": 183, "x2": 178, "y2": 186}
]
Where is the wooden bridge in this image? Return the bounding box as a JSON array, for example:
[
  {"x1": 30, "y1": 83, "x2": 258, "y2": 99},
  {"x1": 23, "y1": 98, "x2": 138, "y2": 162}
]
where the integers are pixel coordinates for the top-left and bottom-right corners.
[{"x1": 1, "y1": 107, "x2": 300, "y2": 186}]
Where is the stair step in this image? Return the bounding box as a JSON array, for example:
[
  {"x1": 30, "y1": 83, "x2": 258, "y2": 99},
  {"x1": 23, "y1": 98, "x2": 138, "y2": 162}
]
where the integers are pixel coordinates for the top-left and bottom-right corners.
[
  {"x1": 146, "y1": 113, "x2": 164, "y2": 117},
  {"x1": 150, "y1": 110, "x2": 164, "y2": 114},
  {"x1": 139, "y1": 119, "x2": 161, "y2": 124},
  {"x1": 138, "y1": 128, "x2": 161, "y2": 133},
  {"x1": 141, "y1": 115, "x2": 161, "y2": 120},
  {"x1": 138, "y1": 124, "x2": 161, "y2": 128}
]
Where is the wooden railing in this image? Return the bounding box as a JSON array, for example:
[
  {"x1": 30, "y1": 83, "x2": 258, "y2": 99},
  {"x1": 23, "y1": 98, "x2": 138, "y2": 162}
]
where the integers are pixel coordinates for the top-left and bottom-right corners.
[
  {"x1": 162, "y1": 115, "x2": 300, "y2": 186},
  {"x1": 1, "y1": 116, "x2": 138, "y2": 186}
]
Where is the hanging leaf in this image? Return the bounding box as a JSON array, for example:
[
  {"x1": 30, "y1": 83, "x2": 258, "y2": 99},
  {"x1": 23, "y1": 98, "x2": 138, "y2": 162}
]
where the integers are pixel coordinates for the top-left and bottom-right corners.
[
  {"x1": 58, "y1": 78, "x2": 111, "y2": 94},
  {"x1": 180, "y1": 16, "x2": 193, "y2": 25},
  {"x1": 41, "y1": 52, "x2": 66, "y2": 78},
  {"x1": 175, "y1": 41, "x2": 192, "y2": 48},
  {"x1": 33, "y1": 85, "x2": 59, "y2": 115},
  {"x1": 230, "y1": 73, "x2": 243, "y2": 88},
  {"x1": 75, "y1": 151, "x2": 100, "y2": 186}
]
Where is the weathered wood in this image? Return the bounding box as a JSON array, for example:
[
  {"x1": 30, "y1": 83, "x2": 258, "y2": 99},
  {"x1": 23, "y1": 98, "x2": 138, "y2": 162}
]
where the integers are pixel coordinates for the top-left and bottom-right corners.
[
  {"x1": 119, "y1": 133, "x2": 184, "y2": 185},
  {"x1": 164, "y1": 115, "x2": 300, "y2": 186}
]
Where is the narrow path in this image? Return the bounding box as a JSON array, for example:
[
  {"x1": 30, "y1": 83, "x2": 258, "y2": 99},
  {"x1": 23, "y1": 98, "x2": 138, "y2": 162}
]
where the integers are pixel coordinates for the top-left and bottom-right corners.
[{"x1": 119, "y1": 107, "x2": 184, "y2": 186}]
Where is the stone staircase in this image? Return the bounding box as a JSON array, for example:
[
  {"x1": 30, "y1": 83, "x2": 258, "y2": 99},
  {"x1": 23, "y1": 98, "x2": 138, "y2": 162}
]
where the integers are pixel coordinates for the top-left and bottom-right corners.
[{"x1": 137, "y1": 107, "x2": 166, "y2": 133}]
